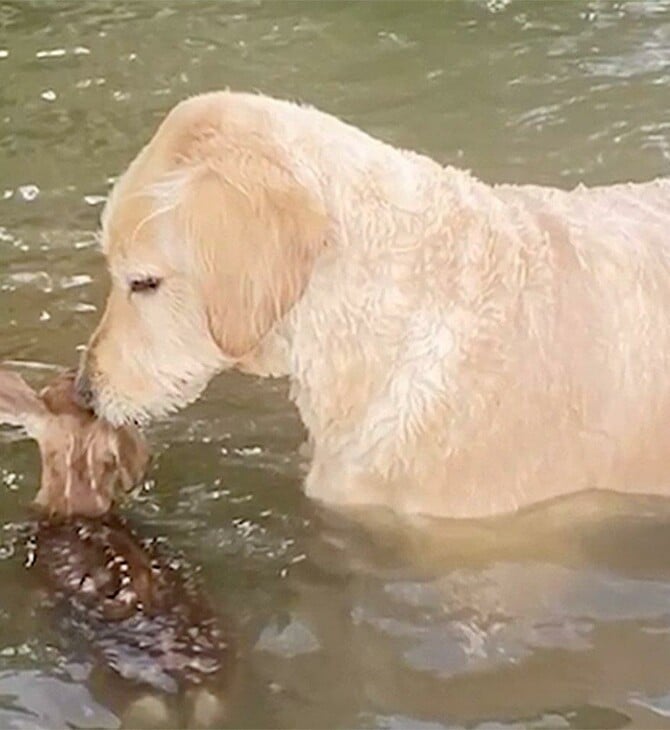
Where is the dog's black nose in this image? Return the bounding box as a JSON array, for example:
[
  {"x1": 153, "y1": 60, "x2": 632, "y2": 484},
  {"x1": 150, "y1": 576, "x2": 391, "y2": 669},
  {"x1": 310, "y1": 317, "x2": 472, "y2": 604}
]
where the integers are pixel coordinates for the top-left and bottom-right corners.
[{"x1": 74, "y1": 368, "x2": 94, "y2": 411}]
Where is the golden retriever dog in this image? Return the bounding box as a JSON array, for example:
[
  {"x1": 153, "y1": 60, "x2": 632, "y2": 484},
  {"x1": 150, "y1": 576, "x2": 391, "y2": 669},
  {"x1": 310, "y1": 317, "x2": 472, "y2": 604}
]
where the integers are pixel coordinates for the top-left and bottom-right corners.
[{"x1": 75, "y1": 90, "x2": 670, "y2": 518}]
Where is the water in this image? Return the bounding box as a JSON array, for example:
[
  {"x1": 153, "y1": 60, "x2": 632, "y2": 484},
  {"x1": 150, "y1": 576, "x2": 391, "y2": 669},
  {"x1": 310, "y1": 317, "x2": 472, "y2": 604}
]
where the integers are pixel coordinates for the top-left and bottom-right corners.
[{"x1": 1, "y1": 0, "x2": 670, "y2": 726}]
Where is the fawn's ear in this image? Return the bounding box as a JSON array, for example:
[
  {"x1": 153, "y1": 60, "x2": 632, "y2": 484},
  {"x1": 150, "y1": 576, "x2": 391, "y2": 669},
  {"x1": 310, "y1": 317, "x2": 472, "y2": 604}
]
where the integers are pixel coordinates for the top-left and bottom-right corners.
[
  {"x1": 86, "y1": 422, "x2": 149, "y2": 498},
  {"x1": 112, "y1": 425, "x2": 150, "y2": 492},
  {"x1": 0, "y1": 368, "x2": 48, "y2": 436}
]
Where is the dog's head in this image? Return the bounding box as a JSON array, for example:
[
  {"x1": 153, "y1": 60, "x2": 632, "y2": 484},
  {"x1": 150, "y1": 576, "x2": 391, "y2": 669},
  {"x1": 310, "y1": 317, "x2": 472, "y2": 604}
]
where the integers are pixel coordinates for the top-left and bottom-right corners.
[{"x1": 77, "y1": 93, "x2": 327, "y2": 425}]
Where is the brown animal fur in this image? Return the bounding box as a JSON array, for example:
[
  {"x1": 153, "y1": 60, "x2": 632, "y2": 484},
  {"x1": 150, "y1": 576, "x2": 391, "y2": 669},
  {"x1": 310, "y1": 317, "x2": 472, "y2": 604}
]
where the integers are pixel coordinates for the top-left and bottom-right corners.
[{"x1": 0, "y1": 368, "x2": 148, "y2": 517}]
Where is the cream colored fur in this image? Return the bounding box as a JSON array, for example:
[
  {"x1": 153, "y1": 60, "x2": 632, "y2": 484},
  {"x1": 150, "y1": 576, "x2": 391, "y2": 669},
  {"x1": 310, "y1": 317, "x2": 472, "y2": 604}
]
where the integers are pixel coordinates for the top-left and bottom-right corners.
[{"x1": 80, "y1": 91, "x2": 670, "y2": 518}]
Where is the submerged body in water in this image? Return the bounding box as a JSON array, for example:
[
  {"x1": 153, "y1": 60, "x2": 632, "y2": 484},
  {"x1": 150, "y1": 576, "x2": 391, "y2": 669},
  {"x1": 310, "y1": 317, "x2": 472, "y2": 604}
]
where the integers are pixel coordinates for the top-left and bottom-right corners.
[{"x1": 30, "y1": 513, "x2": 233, "y2": 693}]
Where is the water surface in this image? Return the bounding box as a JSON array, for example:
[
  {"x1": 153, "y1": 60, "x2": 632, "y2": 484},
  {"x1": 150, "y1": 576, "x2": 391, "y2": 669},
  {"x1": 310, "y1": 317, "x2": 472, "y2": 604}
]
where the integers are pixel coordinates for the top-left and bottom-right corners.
[{"x1": 1, "y1": 1, "x2": 670, "y2": 727}]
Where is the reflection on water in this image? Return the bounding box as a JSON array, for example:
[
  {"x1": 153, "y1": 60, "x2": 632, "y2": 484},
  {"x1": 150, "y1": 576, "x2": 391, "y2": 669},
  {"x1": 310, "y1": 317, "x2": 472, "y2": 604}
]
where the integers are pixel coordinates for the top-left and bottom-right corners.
[{"x1": 1, "y1": 0, "x2": 670, "y2": 727}]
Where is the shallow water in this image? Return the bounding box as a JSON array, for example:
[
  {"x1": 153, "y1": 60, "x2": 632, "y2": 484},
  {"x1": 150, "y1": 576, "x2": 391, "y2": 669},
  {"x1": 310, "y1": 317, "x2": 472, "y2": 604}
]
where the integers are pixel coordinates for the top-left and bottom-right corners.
[{"x1": 1, "y1": 0, "x2": 670, "y2": 727}]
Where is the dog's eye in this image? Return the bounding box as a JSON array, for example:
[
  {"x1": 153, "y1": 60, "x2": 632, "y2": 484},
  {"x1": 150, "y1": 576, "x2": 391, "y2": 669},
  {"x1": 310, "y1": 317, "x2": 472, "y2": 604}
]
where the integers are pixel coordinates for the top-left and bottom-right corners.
[{"x1": 129, "y1": 276, "x2": 161, "y2": 294}]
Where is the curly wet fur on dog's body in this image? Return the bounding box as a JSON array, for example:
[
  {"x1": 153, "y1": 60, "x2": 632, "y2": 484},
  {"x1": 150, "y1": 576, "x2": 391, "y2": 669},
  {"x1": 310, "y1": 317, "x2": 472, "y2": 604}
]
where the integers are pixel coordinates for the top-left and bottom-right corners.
[{"x1": 77, "y1": 91, "x2": 670, "y2": 518}]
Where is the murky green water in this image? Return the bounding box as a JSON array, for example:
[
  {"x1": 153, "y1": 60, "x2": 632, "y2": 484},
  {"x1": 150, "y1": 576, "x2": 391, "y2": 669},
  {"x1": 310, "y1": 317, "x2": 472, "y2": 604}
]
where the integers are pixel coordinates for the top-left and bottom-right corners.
[{"x1": 1, "y1": 1, "x2": 670, "y2": 727}]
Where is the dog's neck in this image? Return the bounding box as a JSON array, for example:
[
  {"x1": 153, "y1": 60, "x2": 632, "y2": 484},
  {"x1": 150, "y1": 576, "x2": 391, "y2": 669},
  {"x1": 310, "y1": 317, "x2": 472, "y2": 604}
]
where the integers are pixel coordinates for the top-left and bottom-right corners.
[
  {"x1": 212, "y1": 96, "x2": 494, "y2": 382},
  {"x1": 234, "y1": 109, "x2": 501, "y2": 424},
  {"x1": 280, "y1": 103, "x2": 452, "y2": 231},
  {"x1": 232, "y1": 112, "x2": 442, "y2": 379}
]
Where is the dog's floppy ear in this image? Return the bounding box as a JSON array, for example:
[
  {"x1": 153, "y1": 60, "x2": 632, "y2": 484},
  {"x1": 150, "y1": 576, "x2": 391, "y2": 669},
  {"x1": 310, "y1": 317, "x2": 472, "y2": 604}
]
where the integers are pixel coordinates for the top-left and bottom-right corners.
[{"x1": 179, "y1": 163, "x2": 327, "y2": 358}]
